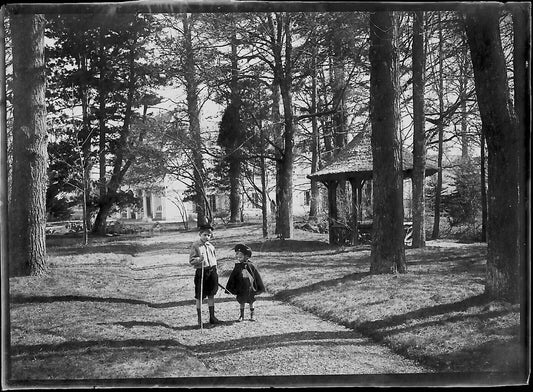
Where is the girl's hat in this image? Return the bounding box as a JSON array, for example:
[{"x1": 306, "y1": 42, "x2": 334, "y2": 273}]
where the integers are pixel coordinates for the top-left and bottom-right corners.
[{"x1": 234, "y1": 244, "x2": 252, "y2": 257}]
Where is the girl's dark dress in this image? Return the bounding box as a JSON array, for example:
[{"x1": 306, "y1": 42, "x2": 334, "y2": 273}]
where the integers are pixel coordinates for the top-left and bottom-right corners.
[{"x1": 225, "y1": 261, "x2": 265, "y2": 305}]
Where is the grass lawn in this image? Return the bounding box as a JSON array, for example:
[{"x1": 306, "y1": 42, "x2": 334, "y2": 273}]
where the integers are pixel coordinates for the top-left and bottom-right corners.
[
  {"x1": 7, "y1": 223, "x2": 527, "y2": 384},
  {"x1": 253, "y1": 235, "x2": 524, "y2": 375}
]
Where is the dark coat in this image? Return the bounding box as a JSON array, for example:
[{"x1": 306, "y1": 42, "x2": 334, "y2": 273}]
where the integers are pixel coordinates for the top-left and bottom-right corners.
[{"x1": 225, "y1": 261, "x2": 265, "y2": 304}]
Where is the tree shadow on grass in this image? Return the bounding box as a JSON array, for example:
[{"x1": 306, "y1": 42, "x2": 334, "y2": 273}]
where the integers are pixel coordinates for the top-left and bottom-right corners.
[
  {"x1": 10, "y1": 338, "x2": 191, "y2": 358},
  {"x1": 246, "y1": 240, "x2": 338, "y2": 254},
  {"x1": 101, "y1": 319, "x2": 240, "y2": 331},
  {"x1": 368, "y1": 307, "x2": 520, "y2": 342},
  {"x1": 10, "y1": 330, "x2": 369, "y2": 360},
  {"x1": 272, "y1": 271, "x2": 372, "y2": 301},
  {"x1": 9, "y1": 294, "x2": 194, "y2": 308},
  {"x1": 191, "y1": 330, "x2": 372, "y2": 358},
  {"x1": 357, "y1": 294, "x2": 498, "y2": 334},
  {"x1": 360, "y1": 302, "x2": 524, "y2": 374},
  {"x1": 10, "y1": 294, "x2": 238, "y2": 307},
  {"x1": 259, "y1": 258, "x2": 370, "y2": 274},
  {"x1": 48, "y1": 244, "x2": 139, "y2": 257},
  {"x1": 406, "y1": 247, "x2": 486, "y2": 266},
  {"x1": 134, "y1": 242, "x2": 193, "y2": 255}
]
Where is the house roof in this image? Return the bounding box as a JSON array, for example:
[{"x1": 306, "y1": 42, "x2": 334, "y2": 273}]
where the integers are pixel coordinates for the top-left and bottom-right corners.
[{"x1": 308, "y1": 131, "x2": 438, "y2": 182}]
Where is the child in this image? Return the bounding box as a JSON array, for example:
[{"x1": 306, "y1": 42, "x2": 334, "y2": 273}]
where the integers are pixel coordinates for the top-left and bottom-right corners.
[
  {"x1": 189, "y1": 224, "x2": 221, "y2": 327},
  {"x1": 225, "y1": 243, "x2": 265, "y2": 321}
]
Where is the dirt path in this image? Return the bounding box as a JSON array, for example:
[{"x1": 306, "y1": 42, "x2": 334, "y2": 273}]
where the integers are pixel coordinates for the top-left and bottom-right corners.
[
  {"x1": 125, "y1": 231, "x2": 432, "y2": 377},
  {"x1": 10, "y1": 228, "x2": 434, "y2": 385}
]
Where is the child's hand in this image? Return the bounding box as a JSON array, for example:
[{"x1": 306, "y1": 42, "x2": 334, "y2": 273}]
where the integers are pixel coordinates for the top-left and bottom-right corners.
[{"x1": 191, "y1": 258, "x2": 202, "y2": 268}]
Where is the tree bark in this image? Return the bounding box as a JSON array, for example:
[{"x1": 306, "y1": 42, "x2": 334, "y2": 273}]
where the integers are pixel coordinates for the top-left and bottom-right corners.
[
  {"x1": 228, "y1": 24, "x2": 242, "y2": 223},
  {"x1": 271, "y1": 82, "x2": 282, "y2": 236},
  {"x1": 480, "y1": 131, "x2": 487, "y2": 242},
  {"x1": 411, "y1": 10, "x2": 427, "y2": 248},
  {"x1": 269, "y1": 13, "x2": 294, "y2": 239},
  {"x1": 309, "y1": 41, "x2": 320, "y2": 221},
  {"x1": 182, "y1": 13, "x2": 210, "y2": 227},
  {"x1": 9, "y1": 13, "x2": 48, "y2": 276},
  {"x1": 1, "y1": 7, "x2": 9, "y2": 279},
  {"x1": 278, "y1": 81, "x2": 295, "y2": 239},
  {"x1": 331, "y1": 41, "x2": 349, "y2": 243},
  {"x1": 431, "y1": 12, "x2": 445, "y2": 240},
  {"x1": 98, "y1": 27, "x2": 107, "y2": 204},
  {"x1": 369, "y1": 11, "x2": 406, "y2": 274},
  {"x1": 464, "y1": 4, "x2": 521, "y2": 302},
  {"x1": 511, "y1": 2, "x2": 529, "y2": 310}
]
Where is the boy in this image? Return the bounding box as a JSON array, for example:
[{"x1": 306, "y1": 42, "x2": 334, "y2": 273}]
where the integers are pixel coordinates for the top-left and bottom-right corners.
[
  {"x1": 189, "y1": 224, "x2": 220, "y2": 327},
  {"x1": 225, "y1": 243, "x2": 265, "y2": 321}
]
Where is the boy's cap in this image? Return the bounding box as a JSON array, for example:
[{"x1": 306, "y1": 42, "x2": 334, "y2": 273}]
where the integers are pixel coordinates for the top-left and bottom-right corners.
[
  {"x1": 198, "y1": 224, "x2": 214, "y2": 232},
  {"x1": 234, "y1": 243, "x2": 252, "y2": 257}
]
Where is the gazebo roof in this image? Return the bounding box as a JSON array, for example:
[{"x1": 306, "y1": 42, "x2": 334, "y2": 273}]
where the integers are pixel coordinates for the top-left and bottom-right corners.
[{"x1": 308, "y1": 131, "x2": 438, "y2": 182}]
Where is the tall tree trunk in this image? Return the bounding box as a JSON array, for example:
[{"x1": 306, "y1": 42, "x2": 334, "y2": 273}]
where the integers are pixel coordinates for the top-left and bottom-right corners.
[
  {"x1": 464, "y1": 4, "x2": 521, "y2": 302},
  {"x1": 271, "y1": 82, "x2": 282, "y2": 236},
  {"x1": 269, "y1": 13, "x2": 294, "y2": 239},
  {"x1": 97, "y1": 26, "x2": 107, "y2": 229},
  {"x1": 431, "y1": 12, "x2": 445, "y2": 240},
  {"x1": 1, "y1": 7, "x2": 9, "y2": 279},
  {"x1": 182, "y1": 13, "x2": 209, "y2": 227},
  {"x1": 260, "y1": 124, "x2": 269, "y2": 238},
  {"x1": 480, "y1": 131, "x2": 487, "y2": 242},
  {"x1": 98, "y1": 27, "x2": 107, "y2": 200},
  {"x1": 309, "y1": 41, "x2": 320, "y2": 221},
  {"x1": 228, "y1": 159, "x2": 242, "y2": 222},
  {"x1": 79, "y1": 58, "x2": 91, "y2": 240},
  {"x1": 369, "y1": 11, "x2": 406, "y2": 274},
  {"x1": 511, "y1": 2, "x2": 529, "y2": 313},
  {"x1": 411, "y1": 10, "x2": 427, "y2": 248},
  {"x1": 278, "y1": 79, "x2": 294, "y2": 239},
  {"x1": 511, "y1": 2, "x2": 530, "y2": 369},
  {"x1": 460, "y1": 39, "x2": 469, "y2": 161},
  {"x1": 9, "y1": 13, "x2": 48, "y2": 276},
  {"x1": 228, "y1": 23, "x2": 242, "y2": 223},
  {"x1": 319, "y1": 64, "x2": 333, "y2": 163},
  {"x1": 331, "y1": 36, "x2": 349, "y2": 242}
]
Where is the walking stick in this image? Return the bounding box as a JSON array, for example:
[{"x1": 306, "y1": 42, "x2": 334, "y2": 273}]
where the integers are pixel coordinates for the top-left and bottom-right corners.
[
  {"x1": 218, "y1": 282, "x2": 235, "y2": 295},
  {"x1": 199, "y1": 263, "x2": 204, "y2": 331}
]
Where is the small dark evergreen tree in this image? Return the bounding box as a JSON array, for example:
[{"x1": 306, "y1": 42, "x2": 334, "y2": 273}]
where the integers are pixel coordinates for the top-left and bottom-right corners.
[
  {"x1": 217, "y1": 102, "x2": 245, "y2": 222},
  {"x1": 442, "y1": 158, "x2": 482, "y2": 239},
  {"x1": 47, "y1": 139, "x2": 81, "y2": 220}
]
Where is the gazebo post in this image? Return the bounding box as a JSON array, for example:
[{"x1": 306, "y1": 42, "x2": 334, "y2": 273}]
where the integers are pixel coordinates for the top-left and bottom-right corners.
[
  {"x1": 358, "y1": 181, "x2": 364, "y2": 221},
  {"x1": 349, "y1": 177, "x2": 361, "y2": 245},
  {"x1": 326, "y1": 180, "x2": 339, "y2": 244}
]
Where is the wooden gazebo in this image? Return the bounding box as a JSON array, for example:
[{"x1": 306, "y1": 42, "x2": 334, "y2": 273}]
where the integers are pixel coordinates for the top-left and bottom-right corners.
[{"x1": 307, "y1": 132, "x2": 438, "y2": 245}]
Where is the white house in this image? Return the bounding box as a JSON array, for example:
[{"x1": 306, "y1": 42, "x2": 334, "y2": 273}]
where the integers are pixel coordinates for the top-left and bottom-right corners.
[{"x1": 115, "y1": 164, "x2": 317, "y2": 225}]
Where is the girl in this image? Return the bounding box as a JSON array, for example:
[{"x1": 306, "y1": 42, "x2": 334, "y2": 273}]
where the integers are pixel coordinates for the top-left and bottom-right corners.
[{"x1": 225, "y1": 244, "x2": 265, "y2": 321}]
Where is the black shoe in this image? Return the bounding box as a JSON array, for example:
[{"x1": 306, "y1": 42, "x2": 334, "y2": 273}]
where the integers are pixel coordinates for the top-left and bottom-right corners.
[
  {"x1": 209, "y1": 316, "x2": 221, "y2": 324},
  {"x1": 237, "y1": 316, "x2": 244, "y2": 322}
]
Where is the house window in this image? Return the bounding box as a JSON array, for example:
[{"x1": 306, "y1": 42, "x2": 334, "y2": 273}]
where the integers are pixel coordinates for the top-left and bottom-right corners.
[{"x1": 155, "y1": 205, "x2": 163, "y2": 220}]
